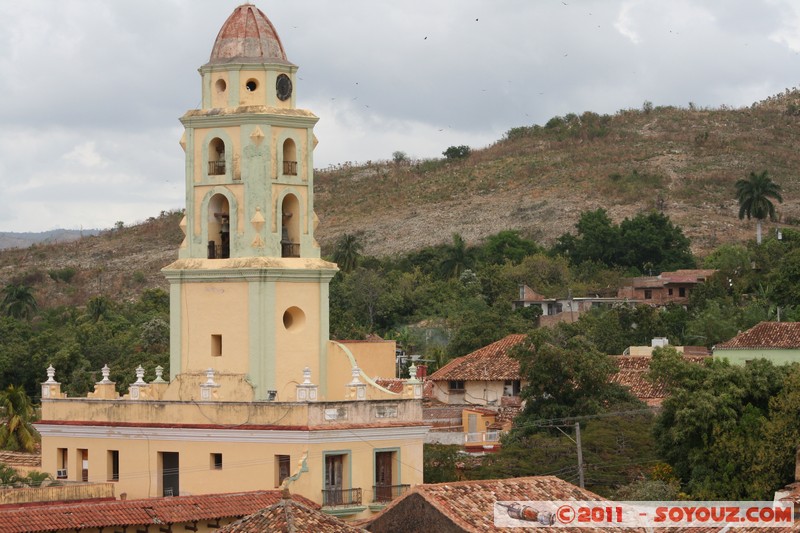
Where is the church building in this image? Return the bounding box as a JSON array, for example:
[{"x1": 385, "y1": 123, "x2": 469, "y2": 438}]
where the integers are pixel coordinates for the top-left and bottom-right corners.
[{"x1": 36, "y1": 4, "x2": 426, "y2": 521}]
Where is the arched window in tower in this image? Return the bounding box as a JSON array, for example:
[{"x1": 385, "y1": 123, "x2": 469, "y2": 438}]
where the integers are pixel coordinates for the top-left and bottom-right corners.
[
  {"x1": 207, "y1": 194, "x2": 230, "y2": 259},
  {"x1": 208, "y1": 138, "x2": 226, "y2": 176},
  {"x1": 280, "y1": 194, "x2": 300, "y2": 258},
  {"x1": 282, "y1": 139, "x2": 297, "y2": 176}
]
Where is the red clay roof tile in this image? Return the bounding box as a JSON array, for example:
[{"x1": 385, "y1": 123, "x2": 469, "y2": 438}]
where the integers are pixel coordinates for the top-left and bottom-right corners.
[
  {"x1": 716, "y1": 322, "x2": 800, "y2": 349},
  {"x1": 428, "y1": 334, "x2": 527, "y2": 382}
]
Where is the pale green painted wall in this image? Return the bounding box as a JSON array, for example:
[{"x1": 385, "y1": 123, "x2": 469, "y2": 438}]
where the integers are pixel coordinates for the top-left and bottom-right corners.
[{"x1": 713, "y1": 348, "x2": 800, "y2": 365}]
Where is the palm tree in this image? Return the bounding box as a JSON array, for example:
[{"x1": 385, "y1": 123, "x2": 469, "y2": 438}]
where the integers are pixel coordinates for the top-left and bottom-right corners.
[
  {"x1": 439, "y1": 233, "x2": 473, "y2": 279},
  {"x1": 1, "y1": 284, "x2": 38, "y2": 320},
  {"x1": 332, "y1": 233, "x2": 363, "y2": 273},
  {"x1": 736, "y1": 170, "x2": 783, "y2": 244},
  {"x1": 0, "y1": 385, "x2": 39, "y2": 453}
]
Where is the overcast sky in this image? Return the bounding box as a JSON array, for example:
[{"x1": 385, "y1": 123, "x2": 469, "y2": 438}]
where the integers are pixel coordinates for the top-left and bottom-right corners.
[{"x1": 1, "y1": 0, "x2": 799, "y2": 233}]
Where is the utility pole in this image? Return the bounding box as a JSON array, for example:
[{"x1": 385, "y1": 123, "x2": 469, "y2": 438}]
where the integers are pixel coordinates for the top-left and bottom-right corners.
[{"x1": 575, "y1": 422, "x2": 585, "y2": 489}]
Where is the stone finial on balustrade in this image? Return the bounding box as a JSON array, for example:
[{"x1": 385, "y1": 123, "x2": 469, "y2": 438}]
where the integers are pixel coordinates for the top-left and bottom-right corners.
[
  {"x1": 405, "y1": 363, "x2": 423, "y2": 399},
  {"x1": 200, "y1": 368, "x2": 220, "y2": 401},
  {"x1": 296, "y1": 367, "x2": 318, "y2": 402},
  {"x1": 128, "y1": 365, "x2": 149, "y2": 400},
  {"x1": 41, "y1": 365, "x2": 62, "y2": 399},
  {"x1": 153, "y1": 366, "x2": 166, "y2": 383},
  {"x1": 89, "y1": 364, "x2": 118, "y2": 399},
  {"x1": 98, "y1": 364, "x2": 113, "y2": 384},
  {"x1": 346, "y1": 366, "x2": 366, "y2": 401},
  {"x1": 147, "y1": 365, "x2": 169, "y2": 400}
]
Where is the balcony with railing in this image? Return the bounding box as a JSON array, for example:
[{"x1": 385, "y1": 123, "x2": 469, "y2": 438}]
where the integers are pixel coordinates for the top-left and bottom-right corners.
[
  {"x1": 283, "y1": 160, "x2": 298, "y2": 176},
  {"x1": 321, "y1": 487, "x2": 365, "y2": 516},
  {"x1": 208, "y1": 160, "x2": 226, "y2": 175},
  {"x1": 281, "y1": 241, "x2": 300, "y2": 258},
  {"x1": 371, "y1": 484, "x2": 410, "y2": 506},
  {"x1": 465, "y1": 430, "x2": 501, "y2": 450}
]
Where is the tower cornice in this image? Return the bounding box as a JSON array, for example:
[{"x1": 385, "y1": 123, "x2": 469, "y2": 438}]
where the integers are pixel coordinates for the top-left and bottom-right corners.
[{"x1": 180, "y1": 106, "x2": 318, "y2": 128}]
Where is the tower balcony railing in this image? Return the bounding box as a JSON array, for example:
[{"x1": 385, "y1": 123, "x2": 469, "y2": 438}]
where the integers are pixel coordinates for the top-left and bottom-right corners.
[
  {"x1": 371, "y1": 484, "x2": 410, "y2": 503},
  {"x1": 283, "y1": 160, "x2": 297, "y2": 175},
  {"x1": 281, "y1": 241, "x2": 300, "y2": 258},
  {"x1": 322, "y1": 487, "x2": 362, "y2": 507},
  {"x1": 208, "y1": 160, "x2": 226, "y2": 175}
]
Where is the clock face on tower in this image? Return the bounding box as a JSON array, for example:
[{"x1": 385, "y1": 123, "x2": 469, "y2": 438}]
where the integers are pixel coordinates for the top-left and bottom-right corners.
[{"x1": 276, "y1": 74, "x2": 292, "y2": 101}]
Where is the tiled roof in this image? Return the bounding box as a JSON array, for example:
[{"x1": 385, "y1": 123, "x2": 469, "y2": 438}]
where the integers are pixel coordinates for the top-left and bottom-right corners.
[
  {"x1": 715, "y1": 322, "x2": 800, "y2": 349},
  {"x1": 610, "y1": 355, "x2": 709, "y2": 405},
  {"x1": 379, "y1": 476, "x2": 634, "y2": 533},
  {"x1": 374, "y1": 378, "x2": 404, "y2": 393},
  {"x1": 428, "y1": 334, "x2": 527, "y2": 381},
  {"x1": 0, "y1": 491, "x2": 316, "y2": 533},
  {"x1": 660, "y1": 269, "x2": 717, "y2": 284},
  {"x1": 0, "y1": 451, "x2": 41, "y2": 468},
  {"x1": 219, "y1": 493, "x2": 365, "y2": 532}
]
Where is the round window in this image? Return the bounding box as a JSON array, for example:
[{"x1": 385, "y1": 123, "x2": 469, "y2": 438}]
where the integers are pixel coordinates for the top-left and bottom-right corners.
[
  {"x1": 245, "y1": 79, "x2": 258, "y2": 92},
  {"x1": 283, "y1": 306, "x2": 306, "y2": 331},
  {"x1": 215, "y1": 79, "x2": 227, "y2": 92}
]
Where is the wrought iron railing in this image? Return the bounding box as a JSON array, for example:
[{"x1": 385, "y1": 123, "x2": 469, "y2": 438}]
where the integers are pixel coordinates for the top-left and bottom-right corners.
[
  {"x1": 465, "y1": 431, "x2": 501, "y2": 444},
  {"x1": 322, "y1": 487, "x2": 362, "y2": 507},
  {"x1": 208, "y1": 160, "x2": 226, "y2": 175},
  {"x1": 372, "y1": 484, "x2": 410, "y2": 503},
  {"x1": 283, "y1": 160, "x2": 297, "y2": 175},
  {"x1": 281, "y1": 241, "x2": 300, "y2": 258}
]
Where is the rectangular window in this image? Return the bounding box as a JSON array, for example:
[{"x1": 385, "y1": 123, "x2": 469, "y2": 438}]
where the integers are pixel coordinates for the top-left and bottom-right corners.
[
  {"x1": 107, "y1": 450, "x2": 119, "y2": 481},
  {"x1": 679, "y1": 287, "x2": 686, "y2": 297},
  {"x1": 275, "y1": 455, "x2": 291, "y2": 487},
  {"x1": 211, "y1": 334, "x2": 222, "y2": 357},
  {"x1": 504, "y1": 380, "x2": 521, "y2": 396},
  {"x1": 449, "y1": 380, "x2": 465, "y2": 391},
  {"x1": 77, "y1": 449, "x2": 88, "y2": 482},
  {"x1": 57, "y1": 448, "x2": 68, "y2": 479},
  {"x1": 374, "y1": 450, "x2": 398, "y2": 503},
  {"x1": 644, "y1": 289, "x2": 652, "y2": 300},
  {"x1": 668, "y1": 288, "x2": 673, "y2": 296},
  {"x1": 322, "y1": 452, "x2": 361, "y2": 507},
  {"x1": 159, "y1": 452, "x2": 179, "y2": 497},
  {"x1": 210, "y1": 453, "x2": 222, "y2": 470}
]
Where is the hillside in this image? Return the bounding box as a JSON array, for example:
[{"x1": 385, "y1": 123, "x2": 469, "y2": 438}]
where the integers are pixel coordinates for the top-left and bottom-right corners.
[
  {"x1": 316, "y1": 91, "x2": 800, "y2": 256},
  {"x1": 2, "y1": 91, "x2": 799, "y2": 306}
]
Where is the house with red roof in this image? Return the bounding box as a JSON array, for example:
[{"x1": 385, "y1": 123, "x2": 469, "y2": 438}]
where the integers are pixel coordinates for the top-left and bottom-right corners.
[
  {"x1": 714, "y1": 322, "x2": 800, "y2": 365},
  {"x1": 427, "y1": 334, "x2": 527, "y2": 407}
]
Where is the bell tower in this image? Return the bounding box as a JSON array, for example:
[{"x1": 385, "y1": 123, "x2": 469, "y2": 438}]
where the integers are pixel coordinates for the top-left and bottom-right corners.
[{"x1": 164, "y1": 4, "x2": 337, "y2": 400}]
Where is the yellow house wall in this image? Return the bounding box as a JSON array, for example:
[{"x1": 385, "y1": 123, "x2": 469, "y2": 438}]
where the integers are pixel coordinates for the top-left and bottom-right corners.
[
  {"x1": 238, "y1": 70, "x2": 267, "y2": 107},
  {"x1": 39, "y1": 428, "x2": 424, "y2": 521},
  {"x1": 462, "y1": 410, "x2": 497, "y2": 433},
  {"x1": 274, "y1": 281, "x2": 322, "y2": 398},
  {"x1": 181, "y1": 281, "x2": 250, "y2": 374},
  {"x1": 338, "y1": 341, "x2": 396, "y2": 380},
  {"x1": 464, "y1": 380, "x2": 506, "y2": 405}
]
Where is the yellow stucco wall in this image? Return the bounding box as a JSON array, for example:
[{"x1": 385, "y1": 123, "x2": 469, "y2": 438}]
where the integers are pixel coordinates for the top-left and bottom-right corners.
[
  {"x1": 274, "y1": 281, "x2": 322, "y2": 398},
  {"x1": 180, "y1": 281, "x2": 250, "y2": 374}
]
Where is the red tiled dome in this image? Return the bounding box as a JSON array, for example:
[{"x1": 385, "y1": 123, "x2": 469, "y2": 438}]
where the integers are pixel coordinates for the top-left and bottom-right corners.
[{"x1": 208, "y1": 4, "x2": 291, "y2": 65}]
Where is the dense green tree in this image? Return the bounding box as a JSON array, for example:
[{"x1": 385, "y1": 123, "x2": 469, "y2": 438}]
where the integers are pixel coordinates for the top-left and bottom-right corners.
[
  {"x1": 649, "y1": 348, "x2": 788, "y2": 499},
  {"x1": 439, "y1": 233, "x2": 474, "y2": 279},
  {"x1": 618, "y1": 211, "x2": 695, "y2": 273},
  {"x1": 442, "y1": 145, "x2": 471, "y2": 159},
  {"x1": 736, "y1": 170, "x2": 783, "y2": 245},
  {"x1": 511, "y1": 328, "x2": 642, "y2": 427},
  {"x1": 0, "y1": 385, "x2": 39, "y2": 452},
  {"x1": 554, "y1": 209, "x2": 620, "y2": 267},
  {"x1": 479, "y1": 230, "x2": 539, "y2": 265},
  {"x1": 331, "y1": 233, "x2": 364, "y2": 273},
  {"x1": 1, "y1": 284, "x2": 38, "y2": 320}
]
